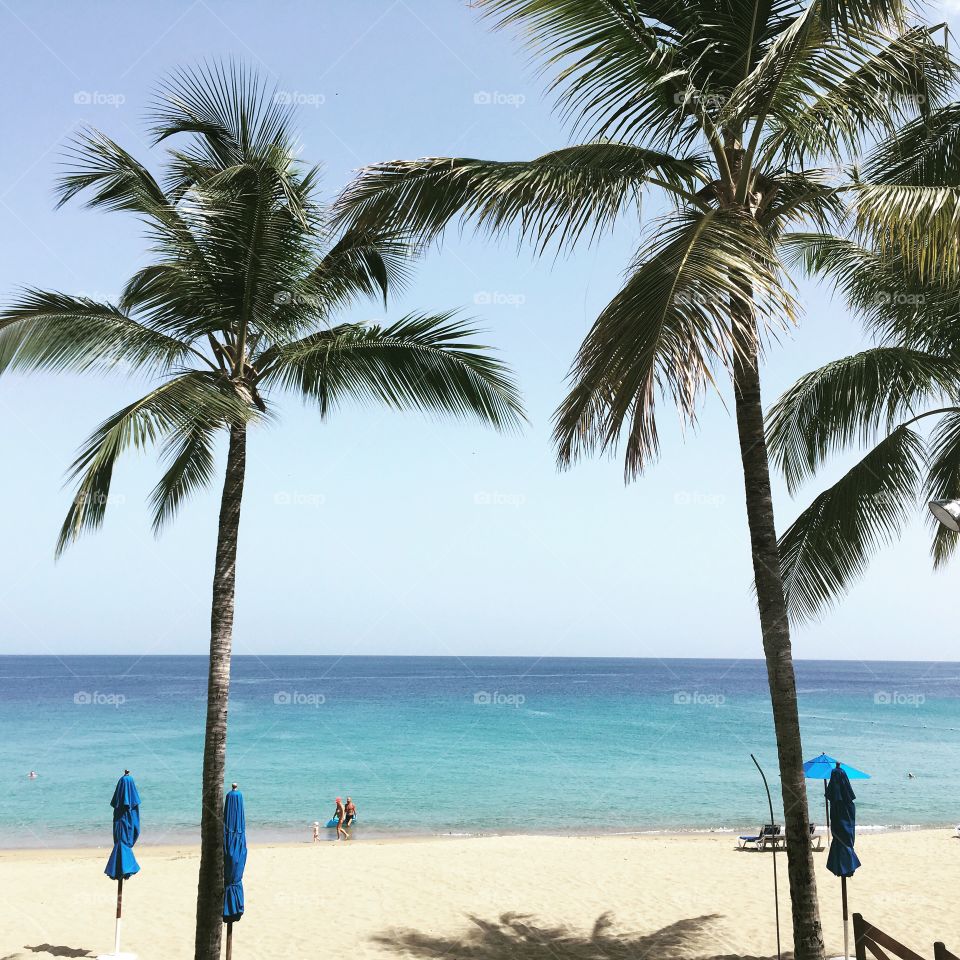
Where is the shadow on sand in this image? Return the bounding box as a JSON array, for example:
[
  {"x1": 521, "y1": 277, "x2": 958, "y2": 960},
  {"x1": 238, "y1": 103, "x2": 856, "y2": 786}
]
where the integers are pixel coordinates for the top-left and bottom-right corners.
[
  {"x1": 373, "y1": 911, "x2": 785, "y2": 960},
  {"x1": 20, "y1": 947, "x2": 93, "y2": 958}
]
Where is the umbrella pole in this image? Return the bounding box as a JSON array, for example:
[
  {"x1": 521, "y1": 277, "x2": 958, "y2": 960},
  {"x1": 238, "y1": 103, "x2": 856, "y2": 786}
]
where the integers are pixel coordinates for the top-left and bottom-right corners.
[
  {"x1": 114, "y1": 876, "x2": 123, "y2": 955},
  {"x1": 825, "y1": 780, "x2": 831, "y2": 842},
  {"x1": 751, "y1": 754, "x2": 781, "y2": 960},
  {"x1": 842, "y1": 876, "x2": 849, "y2": 960},
  {"x1": 226, "y1": 921, "x2": 233, "y2": 960}
]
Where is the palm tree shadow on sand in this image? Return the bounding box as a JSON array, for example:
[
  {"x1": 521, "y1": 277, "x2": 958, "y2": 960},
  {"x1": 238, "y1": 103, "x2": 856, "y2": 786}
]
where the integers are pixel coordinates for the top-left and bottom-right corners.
[{"x1": 372, "y1": 911, "x2": 785, "y2": 960}]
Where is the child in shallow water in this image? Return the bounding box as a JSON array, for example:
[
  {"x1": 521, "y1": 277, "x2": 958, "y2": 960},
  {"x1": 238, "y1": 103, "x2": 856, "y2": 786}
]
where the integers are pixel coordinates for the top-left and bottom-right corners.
[{"x1": 312, "y1": 821, "x2": 320, "y2": 843}]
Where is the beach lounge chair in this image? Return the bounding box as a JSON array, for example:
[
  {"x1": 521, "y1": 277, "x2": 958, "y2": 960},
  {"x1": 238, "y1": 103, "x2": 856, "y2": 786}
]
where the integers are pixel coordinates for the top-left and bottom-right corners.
[
  {"x1": 809, "y1": 823, "x2": 823, "y2": 850},
  {"x1": 738, "y1": 824, "x2": 781, "y2": 850}
]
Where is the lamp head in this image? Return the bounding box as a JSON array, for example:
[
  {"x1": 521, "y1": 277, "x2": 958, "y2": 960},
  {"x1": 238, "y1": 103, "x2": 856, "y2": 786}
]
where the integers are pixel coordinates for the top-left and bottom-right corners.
[{"x1": 929, "y1": 499, "x2": 960, "y2": 532}]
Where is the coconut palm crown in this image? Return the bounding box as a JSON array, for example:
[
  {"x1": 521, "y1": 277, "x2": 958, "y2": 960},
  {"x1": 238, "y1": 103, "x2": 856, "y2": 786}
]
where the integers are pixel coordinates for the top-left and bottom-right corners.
[
  {"x1": 330, "y1": 3, "x2": 957, "y2": 959},
  {"x1": 0, "y1": 62, "x2": 524, "y2": 960}
]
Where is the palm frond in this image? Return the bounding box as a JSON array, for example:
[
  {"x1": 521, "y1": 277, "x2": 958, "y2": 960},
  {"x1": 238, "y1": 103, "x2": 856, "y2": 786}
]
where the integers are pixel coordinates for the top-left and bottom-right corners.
[
  {"x1": 0, "y1": 290, "x2": 196, "y2": 376},
  {"x1": 852, "y1": 182, "x2": 960, "y2": 279},
  {"x1": 778, "y1": 425, "x2": 925, "y2": 624},
  {"x1": 57, "y1": 372, "x2": 253, "y2": 554},
  {"x1": 334, "y1": 144, "x2": 707, "y2": 254},
  {"x1": 766, "y1": 346, "x2": 959, "y2": 492},
  {"x1": 554, "y1": 207, "x2": 795, "y2": 479},
  {"x1": 303, "y1": 227, "x2": 418, "y2": 311},
  {"x1": 56, "y1": 128, "x2": 169, "y2": 213},
  {"x1": 258, "y1": 313, "x2": 525, "y2": 430},
  {"x1": 149, "y1": 60, "x2": 297, "y2": 176},
  {"x1": 763, "y1": 26, "x2": 955, "y2": 164},
  {"x1": 925, "y1": 410, "x2": 960, "y2": 568},
  {"x1": 149, "y1": 419, "x2": 219, "y2": 532},
  {"x1": 862, "y1": 101, "x2": 960, "y2": 186}
]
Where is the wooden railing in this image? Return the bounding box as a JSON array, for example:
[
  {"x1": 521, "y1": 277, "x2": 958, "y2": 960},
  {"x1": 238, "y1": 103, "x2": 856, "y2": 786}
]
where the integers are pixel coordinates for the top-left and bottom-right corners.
[
  {"x1": 935, "y1": 943, "x2": 960, "y2": 960},
  {"x1": 853, "y1": 914, "x2": 953, "y2": 960}
]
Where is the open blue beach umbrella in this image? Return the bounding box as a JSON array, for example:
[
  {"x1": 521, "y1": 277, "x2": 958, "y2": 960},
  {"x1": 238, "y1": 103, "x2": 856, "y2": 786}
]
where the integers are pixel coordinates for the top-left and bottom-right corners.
[
  {"x1": 826, "y1": 766, "x2": 861, "y2": 960},
  {"x1": 803, "y1": 753, "x2": 871, "y2": 781},
  {"x1": 223, "y1": 783, "x2": 247, "y2": 959},
  {"x1": 103, "y1": 770, "x2": 140, "y2": 957},
  {"x1": 105, "y1": 771, "x2": 140, "y2": 881},
  {"x1": 804, "y1": 753, "x2": 869, "y2": 840}
]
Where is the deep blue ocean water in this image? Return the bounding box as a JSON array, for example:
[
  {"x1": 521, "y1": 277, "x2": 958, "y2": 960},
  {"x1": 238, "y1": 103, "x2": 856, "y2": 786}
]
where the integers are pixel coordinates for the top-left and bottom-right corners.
[{"x1": 1, "y1": 656, "x2": 957, "y2": 847}]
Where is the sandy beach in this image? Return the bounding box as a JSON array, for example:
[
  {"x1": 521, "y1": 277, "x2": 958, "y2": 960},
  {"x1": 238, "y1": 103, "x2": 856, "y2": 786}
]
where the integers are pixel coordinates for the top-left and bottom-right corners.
[{"x1": 1, "y1": 830, "x2": 957, "y2": 959}]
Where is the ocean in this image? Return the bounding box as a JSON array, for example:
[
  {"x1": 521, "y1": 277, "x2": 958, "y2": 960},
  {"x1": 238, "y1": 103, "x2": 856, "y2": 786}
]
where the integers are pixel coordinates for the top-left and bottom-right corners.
[{"x1": 1, "y1": 656, "x2": 957, "y2": 848}]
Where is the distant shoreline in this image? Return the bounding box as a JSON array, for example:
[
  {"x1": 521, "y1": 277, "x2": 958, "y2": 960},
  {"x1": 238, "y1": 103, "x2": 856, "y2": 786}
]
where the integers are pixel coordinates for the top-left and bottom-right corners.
[{"x1": 0, "y1": 820, "x2": 951, "y2": 852}]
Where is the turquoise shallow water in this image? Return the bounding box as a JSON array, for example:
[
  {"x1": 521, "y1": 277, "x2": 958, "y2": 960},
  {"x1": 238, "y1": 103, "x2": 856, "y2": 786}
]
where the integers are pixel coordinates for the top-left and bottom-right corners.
[{"x1": 0, "y1": 656, "x2": 957, "y2": 847}]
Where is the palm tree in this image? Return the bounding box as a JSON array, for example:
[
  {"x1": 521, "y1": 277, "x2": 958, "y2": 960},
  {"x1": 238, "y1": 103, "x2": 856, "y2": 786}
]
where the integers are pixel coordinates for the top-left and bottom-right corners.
[
  {"x1": 331, "y1": 3, "x2": 956, "y2": 957},
  {"x1": 0, "y1": 64, "x2": 524, "y2": 960},
  {"x1": 767, "y1": 104, "x2": 960, "y2": 623}
]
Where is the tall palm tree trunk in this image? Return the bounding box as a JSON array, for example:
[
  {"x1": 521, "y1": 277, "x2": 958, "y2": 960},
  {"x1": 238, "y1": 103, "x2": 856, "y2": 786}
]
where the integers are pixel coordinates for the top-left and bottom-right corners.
[
  {"x1": 732, "y1": 320, "x2": 825, "y2": 960},
  {"x1": 195, "y1": 423, "x2": 247, "y2": 960}
]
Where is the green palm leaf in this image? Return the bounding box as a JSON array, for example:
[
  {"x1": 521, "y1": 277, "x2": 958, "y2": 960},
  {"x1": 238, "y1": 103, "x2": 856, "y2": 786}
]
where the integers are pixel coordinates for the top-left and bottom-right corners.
[
  {"x1": 0, "y1": 291, "x2": 197, "y2": 376},
  {"x1": 554, "y1": 207, "x2": 794, "y2": 478},
  {"x1": 335, "y1": 144, "x2": 707, "y2": 253},
  {"x1": 767, "y1": 346, "x2": 960, "y2": 492},
  {"x1": 778, "y1": 425, "x2": 926, "y2": 623},
  {"x1": 57, "y1": 372, "x2": 254, "y2": 555},
  {"x1": 925, "y1": 410, "x2": 960, "y2": 568},
  {"x1": 259, "y1": 313, "x2": 525, "y2": 430}
]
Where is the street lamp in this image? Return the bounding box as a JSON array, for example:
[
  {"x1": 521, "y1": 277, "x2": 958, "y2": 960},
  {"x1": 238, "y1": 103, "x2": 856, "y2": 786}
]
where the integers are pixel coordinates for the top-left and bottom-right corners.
[{"x1": 929, "y1": 499, "x2": 960, "y2": 532}]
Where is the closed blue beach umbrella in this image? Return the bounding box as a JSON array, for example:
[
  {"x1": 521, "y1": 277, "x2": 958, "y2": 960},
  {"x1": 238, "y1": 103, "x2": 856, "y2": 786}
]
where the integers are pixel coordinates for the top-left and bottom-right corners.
[
  {"x1": 223, "y1": 783, "x2": 247, "y2": 960},
  {"x1": 104, "y1": 770, "x2": 141, "y2": 957},
  {"x1": 826, "y1": 765, "x2": 862, "y2": 960}
]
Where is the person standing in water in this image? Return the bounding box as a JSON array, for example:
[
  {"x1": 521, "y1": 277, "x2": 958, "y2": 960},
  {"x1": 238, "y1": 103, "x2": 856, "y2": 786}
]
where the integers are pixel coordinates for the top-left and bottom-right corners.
[
  {"x1": 343, "y1": 797, "x2": 357, "y2": 831},
  {"x1": 312, "y1": 821, "x2": 321, "y2": 843},
  {"x1": 334, "y1": 797, "x2": 347, "y2": 840}
]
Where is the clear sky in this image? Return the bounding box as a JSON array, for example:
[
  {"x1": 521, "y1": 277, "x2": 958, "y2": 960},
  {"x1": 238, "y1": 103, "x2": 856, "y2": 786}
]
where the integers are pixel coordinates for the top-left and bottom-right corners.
[{"x1": 0, "y1": 0, "x2": 956, "y2": 659}]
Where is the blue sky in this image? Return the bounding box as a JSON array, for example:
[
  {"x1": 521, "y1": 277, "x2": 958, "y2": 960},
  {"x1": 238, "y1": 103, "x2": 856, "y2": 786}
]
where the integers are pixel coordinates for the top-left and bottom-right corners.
[{"x1": 0, "y1": 0, "x2": 956, "y2": 659}]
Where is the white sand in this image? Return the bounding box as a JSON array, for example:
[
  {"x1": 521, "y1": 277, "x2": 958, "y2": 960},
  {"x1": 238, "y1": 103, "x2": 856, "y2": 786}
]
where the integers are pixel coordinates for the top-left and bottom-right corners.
[{"x1": 1, "y1": 831, "x2": 957, "y2": 959}]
